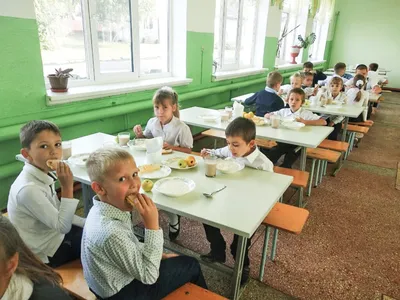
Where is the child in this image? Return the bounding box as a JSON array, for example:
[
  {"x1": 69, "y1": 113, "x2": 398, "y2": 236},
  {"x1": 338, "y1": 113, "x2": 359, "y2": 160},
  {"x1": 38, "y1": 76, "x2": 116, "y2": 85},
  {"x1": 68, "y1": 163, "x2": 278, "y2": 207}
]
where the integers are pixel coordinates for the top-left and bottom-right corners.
[
  {"x1": 319, "y1": 62, "x2": 350, "y2": 86},
  {"x1": 82, "y1": 148, "x2": 206, "y2": 299},
  {"x1": 368, "y1": 63, "x2": 388, "y2": 88},
  {"x1": 0, "y1": 216, "x2": 71, "y2": 299},
  {"x1": 326, "y1": 77, "x2": 348, "y2": 140},
  {"x1": 303, "y1": 61, "x2": 327, "y2": 86},
  {"x1": 346, "y1": 75, "x2": 369, "y2": 122},
  {"x1": 279, "y1": 72, "x2": 302, "y2": 95},
  {"x1": 244, "y1": 71, "x2": 285, "y2": 117},
  {"x1": 133, "y1": 86, "x2": 193, "y2": 241},
  {"x1": 301, "y1": 71, "x2": 318, "y2": 98},
  {"x1": 199, "y1": 117, "x2": 273, "y2": 285},
  {"x1": 7, "y1": 120, "x2": 85, "y2": 268},
  {"x1": 265, "y1": 88, "x2": 327, "y2": 168}
]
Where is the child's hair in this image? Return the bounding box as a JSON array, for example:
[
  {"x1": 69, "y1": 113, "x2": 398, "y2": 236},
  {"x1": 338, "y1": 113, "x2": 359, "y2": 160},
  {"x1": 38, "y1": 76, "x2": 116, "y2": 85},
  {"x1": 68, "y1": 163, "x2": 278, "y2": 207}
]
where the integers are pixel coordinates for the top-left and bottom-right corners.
[
  {"x1": 352, "y1": 74, "x2": 366, "y2": 102},
  {"x1": 288, "y1": 88, "x2": 306, "y2": 104},
  {"x1": 266, "y1": 71, "x2": 283, "y2": 88},
  {"x1": 290, "y1": 72, "x2": 302, "y2": 82},
  {"x1": 225, "y1": 117, "x2": 256, "y2": 144},
  {"x1": 330, "y1": 76, "x2": 344, "y2": 87},
  {"x1": 369, "y1": 63, "x2": 379, "y2": 72},
  {"x1": 302, "y1": 71, "x2": 314, "y2": 79},
  {"x1": 334, "y1": 62, "x2": 346, "y2": 73},
  {"x1": 303, "y1": 61, "x2": 314, "y2": 69},
  {"x1": 153, "y1": 86, "x2": 180, "y2": 118},
  {"x1": 0, "y1": 216, "x2": 62, "y2": 286},
  {"x1": 20, "y1": 120, "x2": 61, "y2": 149},
  {"x1": 356, "y1": 64, "x2": 368, "y2": 72},
  {"x1": 86, "y1": 148, "x2": 133, "y2": 183}
]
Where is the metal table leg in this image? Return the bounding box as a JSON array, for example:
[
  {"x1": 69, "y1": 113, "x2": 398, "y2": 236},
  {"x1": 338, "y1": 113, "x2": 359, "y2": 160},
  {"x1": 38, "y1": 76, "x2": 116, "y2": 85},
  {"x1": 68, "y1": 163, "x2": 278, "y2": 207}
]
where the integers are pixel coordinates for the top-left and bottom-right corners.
[
  {"x1": 82, "y1": 184, "x2": 95, "y2": 217},
  {"x1": 231, "y1": 236, "x2": 247, "y2": 300},
  {"x1": 298, "y1": 147, "x2": 307, "y2": 207},
  {"x1": 333, "y1": 117, "x2": 348, "y2": 176}
]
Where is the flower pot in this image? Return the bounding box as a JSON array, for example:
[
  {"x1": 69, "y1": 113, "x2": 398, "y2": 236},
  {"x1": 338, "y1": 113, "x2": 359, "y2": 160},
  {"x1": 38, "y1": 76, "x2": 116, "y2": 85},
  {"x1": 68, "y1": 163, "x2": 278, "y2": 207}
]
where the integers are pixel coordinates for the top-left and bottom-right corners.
[
  {"x1": 48, "y1": 75, "x2": 69, "y2": 92},
  {"x1": 290, "y1": 46, "x2": 301, "y2": 64}
]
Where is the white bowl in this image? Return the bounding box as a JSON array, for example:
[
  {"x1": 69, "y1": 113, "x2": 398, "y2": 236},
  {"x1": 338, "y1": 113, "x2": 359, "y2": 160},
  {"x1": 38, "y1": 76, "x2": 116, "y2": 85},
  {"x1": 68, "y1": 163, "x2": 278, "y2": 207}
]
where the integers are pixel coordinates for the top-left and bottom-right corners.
[
  {"x1": 199, "y1": 114, "x2": 220, "y2": 122},
  {"x1": 153, "y1": 177, "x2": 196, "y2": 197},
  {"x1": 282, "y1": 121, "x2": 305, "y2": 130},
  {"x1": 216, "y1": 159, "x2": 245, "y2": 174},
  {"x1": 128, "y1": 139, "x2": 147, "y2": 151}
]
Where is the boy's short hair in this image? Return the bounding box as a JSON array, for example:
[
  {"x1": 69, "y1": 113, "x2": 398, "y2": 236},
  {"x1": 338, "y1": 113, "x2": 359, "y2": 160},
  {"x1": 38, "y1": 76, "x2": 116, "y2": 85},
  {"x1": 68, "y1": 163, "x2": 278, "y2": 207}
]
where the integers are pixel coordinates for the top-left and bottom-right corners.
[
  {"x1": 86, "y1": 148, "x2": 133, "y2": 183},
  {"x1": 303, "y1": 71, "x2": 314, "y2": 78},
  {"x1": 225, "y1": 117, "x2": 256, "y2": 144},
  {"x1": 266, "y1": 71, "x2": 283, "y2": 88},
  {"x1": 20, "y1": 120, "x2": 61, "y2": 149},
  {"x1": 303, "y1": 61, "x2": 314, "y2": 69},
  {"x1": 291, "y1": 72, "x2": 302, "y2": 81},
  {"x1": 288, "y1": 88, "x2": 306, "y2": 104},
  {"x1": 334, "y1": 62, "x2": 346, "y2": 72},
  {"x1": 369, "y1": 63, "x2": 379, "y2": 71},
  {"x1": 356, "y1": 64, "x2": 368, "y2": 71}
]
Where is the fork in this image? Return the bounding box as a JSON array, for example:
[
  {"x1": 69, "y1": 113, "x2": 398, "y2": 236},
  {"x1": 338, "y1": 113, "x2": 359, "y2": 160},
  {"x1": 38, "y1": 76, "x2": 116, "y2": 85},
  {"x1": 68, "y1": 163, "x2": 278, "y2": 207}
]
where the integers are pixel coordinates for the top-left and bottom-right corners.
[{"x1": 203, "y1": 186, "x2": 227, "y2": 198}]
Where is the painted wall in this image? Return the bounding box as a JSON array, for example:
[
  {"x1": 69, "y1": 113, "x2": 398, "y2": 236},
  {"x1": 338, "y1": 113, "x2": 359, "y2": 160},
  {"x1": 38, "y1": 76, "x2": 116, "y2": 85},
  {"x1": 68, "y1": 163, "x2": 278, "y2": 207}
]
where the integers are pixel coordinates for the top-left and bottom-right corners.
[
  {"x1": 329, "y1": 0, "x2": 400, "y2": 88},
  {"x1": 0, "y1": 0, "x2": 329, "y2": 209}
]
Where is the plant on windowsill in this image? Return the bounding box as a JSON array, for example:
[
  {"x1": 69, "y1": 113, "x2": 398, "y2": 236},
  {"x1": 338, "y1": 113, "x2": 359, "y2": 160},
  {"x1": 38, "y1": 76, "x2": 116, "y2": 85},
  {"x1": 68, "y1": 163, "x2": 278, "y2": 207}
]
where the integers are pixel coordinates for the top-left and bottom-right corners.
[
  {"x1": 47, "y1": 68, "x2": 73, "y2": 93},
  {"x1": 290, "y1": 33, "x2": 316, "y2": 64}
]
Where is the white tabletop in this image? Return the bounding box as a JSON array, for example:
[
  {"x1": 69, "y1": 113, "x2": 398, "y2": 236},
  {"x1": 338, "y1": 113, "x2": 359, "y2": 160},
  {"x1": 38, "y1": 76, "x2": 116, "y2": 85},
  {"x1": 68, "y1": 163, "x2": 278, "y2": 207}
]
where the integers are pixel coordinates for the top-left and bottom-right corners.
[
  {"x1": 231, "y1": 93, "x2": 254, "y2": 102},
  {"x1": 181, "y1": 107, "x2": 333, "y2": 148},
  {"x1": 303, "y1": 104, "x2": 364, "y2": 118},
  {"x1": 17, "y1": 133, "x2": 293, "y2": 238}
]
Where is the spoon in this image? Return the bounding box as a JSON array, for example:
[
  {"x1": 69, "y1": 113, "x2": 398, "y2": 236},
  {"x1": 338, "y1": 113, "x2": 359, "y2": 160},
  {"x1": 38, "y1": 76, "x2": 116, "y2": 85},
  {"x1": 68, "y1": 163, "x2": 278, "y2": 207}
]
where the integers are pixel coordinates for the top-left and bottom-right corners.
[{"x1": 203, "y1": 186, "x2": 227, "y2": 198}]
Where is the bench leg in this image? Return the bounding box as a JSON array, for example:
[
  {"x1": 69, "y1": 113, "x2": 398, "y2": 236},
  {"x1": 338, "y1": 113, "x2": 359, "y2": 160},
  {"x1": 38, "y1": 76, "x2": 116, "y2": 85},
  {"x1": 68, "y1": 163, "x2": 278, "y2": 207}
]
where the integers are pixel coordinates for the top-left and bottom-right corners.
[
  {"x1": 323, "y1": 160, "x2": 327, "y2": 176},
  {"x1": 298, "y1": 147, "x2": 307, "y2": 208},
  {"x1": 232, "y1": 236, "x2": 247, "y2": 300},
  {"x1": 307, "y1": 159, "x2": 316, "y2": 196},
  {"x1": 259, "y1": 227, "x2": 271, "y2": 281},
  {"x1": 332, "y1": 152, "x2": 344, "y2": 177},
  {"x1": 318, "y1": 161, "x2": 324, "y2": 185},
  {"x1": 314, "y1": 160, "x2": 321, "y2": 187},
  {"x1": 270, "y1": 228, "x2": 279, "y2": 261}
]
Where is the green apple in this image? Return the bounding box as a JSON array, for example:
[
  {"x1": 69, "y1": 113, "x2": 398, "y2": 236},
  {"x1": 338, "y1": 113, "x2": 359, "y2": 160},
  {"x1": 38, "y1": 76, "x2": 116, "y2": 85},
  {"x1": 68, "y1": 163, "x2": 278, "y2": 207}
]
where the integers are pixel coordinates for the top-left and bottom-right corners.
[
  {"x1": 142, "y1": 179, "x2": 154, "y2": 192},
  {"x1": 178, "y1": 159, "x2": 187, "y2": 168}
]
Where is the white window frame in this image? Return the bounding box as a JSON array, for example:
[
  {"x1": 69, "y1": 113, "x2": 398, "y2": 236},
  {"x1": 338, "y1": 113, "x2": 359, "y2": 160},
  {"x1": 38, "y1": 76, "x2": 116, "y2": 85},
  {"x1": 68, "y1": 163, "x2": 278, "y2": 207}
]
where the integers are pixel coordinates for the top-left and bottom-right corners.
[
  {"x1": 214, "y1": 0, "x2": 260, "y2": 72},
  {"x1": 309, "y1": 1, "x2": 332, "y2": 61},
  {"x1": 41, "y1": 0, "x2": 176, "y2": 89}
]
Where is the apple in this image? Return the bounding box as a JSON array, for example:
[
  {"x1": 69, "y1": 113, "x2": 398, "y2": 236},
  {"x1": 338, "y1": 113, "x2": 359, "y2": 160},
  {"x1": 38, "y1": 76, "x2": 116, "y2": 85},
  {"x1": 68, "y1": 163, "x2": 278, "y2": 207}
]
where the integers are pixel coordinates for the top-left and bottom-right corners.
[
  {"x1": 178, "y1": 159, "x2": 187, "y2": 168},
  {"x1": 142, "y1": 179, "x2": 154, "y2": 192},
  {"x1": 185, "y1": 156, "x2": 196, "y2": 167}
]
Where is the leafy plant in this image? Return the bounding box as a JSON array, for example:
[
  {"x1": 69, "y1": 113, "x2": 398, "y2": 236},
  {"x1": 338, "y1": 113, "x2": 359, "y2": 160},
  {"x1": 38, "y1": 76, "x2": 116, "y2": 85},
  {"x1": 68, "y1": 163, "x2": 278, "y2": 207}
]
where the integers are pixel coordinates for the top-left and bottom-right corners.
[
  {"x1": 297, "y1": 33, "x2": 316, "y2": 49},
  {"x1": 53, "y1": 68, "x2": 74, "y2": 78},
  {"x1": 276, "y1": 24, "x2": 300, "y2": 57}
]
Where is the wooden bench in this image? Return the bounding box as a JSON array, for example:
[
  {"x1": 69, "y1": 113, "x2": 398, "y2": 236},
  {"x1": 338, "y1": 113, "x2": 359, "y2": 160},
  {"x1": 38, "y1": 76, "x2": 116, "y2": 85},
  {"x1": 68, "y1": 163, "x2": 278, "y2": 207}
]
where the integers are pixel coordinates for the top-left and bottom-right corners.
[
  {"x1": 259, "y1": 202, "x2": 309, "y2": 280},
  {"x1": 274, "y1": 167, "x2": 309, "y2": 189},
  {"x1": 348, "y1": 120, "x2": 374, "y2": 127},
  {"x1": 343, "y1": 124, "x2": 370, "y2": 158},
  {"x1": 54, "y1": 260, "x2": 96, "y2": 300},
  {"x1": 343, "y1": 124, "x2": 370, "y2": 134},
  {"x1": 163, "y1": 283, "x2": 227, "y2": 300},
  {"x1": 317, "y1": 139, "x2": 349, "y2": 153}
]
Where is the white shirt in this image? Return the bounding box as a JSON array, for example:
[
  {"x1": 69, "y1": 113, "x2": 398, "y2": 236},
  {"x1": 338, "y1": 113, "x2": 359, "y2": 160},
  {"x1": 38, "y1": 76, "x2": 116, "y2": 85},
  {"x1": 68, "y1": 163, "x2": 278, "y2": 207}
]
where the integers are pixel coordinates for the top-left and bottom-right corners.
[
  {"x1": 367, "y1": 70, "x2": 387, "y2": 90},
  {"x1": 328, "y1": 92, "x2": 348, "y2": 124},
  {"x1": 280, "y1": 84, "x2": 293, "y2": 95},
  {"x1": 1, "y1": 273, "x2": 33, "y2": 300},
  {"x1": 143, "y1": 116, "x2": 193, "y2": 148},
  {"x1": 81, "y1": 197, "x2": 164, "y2": 298},
  {"x1": 346, "y1": 88, "x2": 369, "y2": 121},
  {"x1": 210, "y1": 146, "x2": 274, "y2": 172},
  {"x1": 319, "y1": 74, "x2": 349, "y2": 86},
  {"x1": 7, "y1": 163, "x2": 85, "y2": 263},
  {"x1": 272, "y1": 107, "x2": 321, "y2": 121}
]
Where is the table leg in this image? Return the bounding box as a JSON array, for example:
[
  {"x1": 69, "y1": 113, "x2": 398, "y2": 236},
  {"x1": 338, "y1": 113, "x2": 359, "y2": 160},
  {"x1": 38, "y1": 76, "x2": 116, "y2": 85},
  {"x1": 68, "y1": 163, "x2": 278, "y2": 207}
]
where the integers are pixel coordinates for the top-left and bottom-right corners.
[
  {"x1": 298, "y1": 147, "x2": 307, "y2": 207},
  {"x1": 82, "y1": 184, "x2": 95, "y2": 217},
  {"x1": 333, "y1": 117, "x2": 349, "y2": 176},
  {"x1": 231, "y1": 236, "x2": 247, "y2": 300}
]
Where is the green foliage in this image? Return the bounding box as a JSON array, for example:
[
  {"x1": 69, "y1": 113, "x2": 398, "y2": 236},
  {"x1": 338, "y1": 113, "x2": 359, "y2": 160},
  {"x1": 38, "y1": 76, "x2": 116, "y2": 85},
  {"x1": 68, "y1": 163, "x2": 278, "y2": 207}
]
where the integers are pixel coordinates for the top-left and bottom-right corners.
[{"x1": 298, "y1": 33, "x2": 316, "y2": 49}]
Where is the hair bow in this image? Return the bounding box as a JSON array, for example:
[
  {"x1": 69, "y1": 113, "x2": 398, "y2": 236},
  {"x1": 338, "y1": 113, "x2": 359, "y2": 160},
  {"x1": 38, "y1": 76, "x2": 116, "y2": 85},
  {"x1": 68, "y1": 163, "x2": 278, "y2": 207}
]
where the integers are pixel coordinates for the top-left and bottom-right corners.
[{"x1": 356, "y1": 80, "x2": 364, "y2": 87}]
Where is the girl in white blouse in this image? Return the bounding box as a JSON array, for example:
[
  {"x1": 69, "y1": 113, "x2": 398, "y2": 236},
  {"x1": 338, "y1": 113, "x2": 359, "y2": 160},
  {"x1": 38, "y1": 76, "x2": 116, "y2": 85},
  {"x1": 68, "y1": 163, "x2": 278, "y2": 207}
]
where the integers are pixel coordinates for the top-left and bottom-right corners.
[
  {"x1": 133, "y1": 87, "x2": 193, "y2": 241},
  {"x1": 346, "y1": 75, "x2": 369, "y2": 122},
  {"x1": 326, "y1": 77, "x2": 348, "y2": 140}
]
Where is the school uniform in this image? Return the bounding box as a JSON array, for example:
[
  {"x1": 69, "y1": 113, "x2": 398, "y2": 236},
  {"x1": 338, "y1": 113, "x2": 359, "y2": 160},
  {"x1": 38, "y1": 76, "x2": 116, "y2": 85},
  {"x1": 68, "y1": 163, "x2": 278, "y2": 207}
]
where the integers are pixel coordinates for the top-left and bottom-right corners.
[
  {"x1": 143, "y1": 116, "x2": 193, "y2": 148},
  {"x1": 326, "y1": 92, "x2": 348, "y2": 140},
  {"x1": 346, "y1": 88, "x2": 369, "y2": 122},
  {"x1": 267, "y1": 108, "x2": 322, "y2": 168},
  {"x1": 279, "y1": 84, "x2": 293, "y2": 95},
  {"x1": 312, "y1": 70, "x2": 327, "y2": 86},
  {"x1": 302, "y1": 85, "x2": 315, "y2": 98},
  {"x1": 7, "y1": 163, "x2": 85, "y2": 266},
  {"x1": 244, "y1": 87, "x2": 285, "y2": 117},
  {"x1": 319, "y1": 74, "x2": 349, "y2": 86}
]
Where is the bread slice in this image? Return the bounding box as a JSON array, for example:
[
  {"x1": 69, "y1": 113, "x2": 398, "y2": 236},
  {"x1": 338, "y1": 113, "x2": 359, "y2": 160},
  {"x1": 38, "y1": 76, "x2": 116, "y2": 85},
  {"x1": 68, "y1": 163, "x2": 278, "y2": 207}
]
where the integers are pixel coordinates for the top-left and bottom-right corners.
[
  {"x1": 162, "y1": 149, "x2": 173, "y2": 155},
  {"x1": 139, "y1": 164, "x2": 161, "y2": 174},
  {"x1": 46, "y1": 159, "x2": 61, "y2": 170},
  {"x1": 125, "y1": 194, "x2": 138, "y2": 207}
]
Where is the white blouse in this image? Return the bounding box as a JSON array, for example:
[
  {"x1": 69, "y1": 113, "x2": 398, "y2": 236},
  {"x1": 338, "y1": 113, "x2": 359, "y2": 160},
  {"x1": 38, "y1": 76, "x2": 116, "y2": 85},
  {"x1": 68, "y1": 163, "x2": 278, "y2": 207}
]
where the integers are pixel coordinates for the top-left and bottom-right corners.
[{"x1": 346, "y1": 88, "x2": 369, "y2": 121}]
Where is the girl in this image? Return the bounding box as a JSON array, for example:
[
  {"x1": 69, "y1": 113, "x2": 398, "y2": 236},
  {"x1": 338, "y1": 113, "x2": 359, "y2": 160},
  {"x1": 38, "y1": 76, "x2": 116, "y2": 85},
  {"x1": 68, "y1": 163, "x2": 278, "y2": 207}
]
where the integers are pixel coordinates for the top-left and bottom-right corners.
[
  {"x1": 133, "y1": 86, "x2": 193, "y2": 241},
  {"x1": 0, "y1": 216, "x2": 71, "y2": 300},
  {"x1": 346, "y1": 75, "x2": 369, "y2": 122},
  {"x1": 326, "y1": 77, "x2": 348, "y2": 140}
]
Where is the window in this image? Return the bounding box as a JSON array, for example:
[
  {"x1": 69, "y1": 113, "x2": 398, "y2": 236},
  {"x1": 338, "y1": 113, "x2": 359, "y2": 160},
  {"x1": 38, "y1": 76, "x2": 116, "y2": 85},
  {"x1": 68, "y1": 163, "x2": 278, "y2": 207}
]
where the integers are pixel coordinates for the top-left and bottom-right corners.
[
  {"x1": 34, "y1": 0, "x2": 171, "y2": 86},
  {"x1": 213, "y1": 0, "x2": 261, "y2": 72},
  {"x1": 276, "y1": 0, "x2": 309, "y2": 65},
  {"x1": 309, "y1": 0, "x2": 334, "y2": 61}
]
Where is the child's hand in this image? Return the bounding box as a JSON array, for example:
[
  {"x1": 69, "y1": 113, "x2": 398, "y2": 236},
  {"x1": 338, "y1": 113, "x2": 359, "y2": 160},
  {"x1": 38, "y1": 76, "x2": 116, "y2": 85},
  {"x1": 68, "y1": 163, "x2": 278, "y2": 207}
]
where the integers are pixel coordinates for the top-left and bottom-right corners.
[
  {"x1": 329, "y1": 121, "x2": 335, "y2": 127},
  {"x1": 163, "y1": 142, "x2": 172, "y2": 150},
  {"x1": 200, "y1": 148, "x2": 209, "y2": 157},
  {"x1": 133, "y1": 125, "x2": 143, "y2": 137},
  {"x1": 296, "y1": 117, "x2": 307, "y2": 124},
  {"x1": 57, "y1": 162, "x2": 74, "y2": 198},
  {"x1": 162, "y1": 253, "x2": 179, "y2": 260},
  {"x1": 264, "y1": 113, "x2": 271, "y2": 119},
  {"x1": 133, "y1": 194, "x2": 159, "y2": 230}
]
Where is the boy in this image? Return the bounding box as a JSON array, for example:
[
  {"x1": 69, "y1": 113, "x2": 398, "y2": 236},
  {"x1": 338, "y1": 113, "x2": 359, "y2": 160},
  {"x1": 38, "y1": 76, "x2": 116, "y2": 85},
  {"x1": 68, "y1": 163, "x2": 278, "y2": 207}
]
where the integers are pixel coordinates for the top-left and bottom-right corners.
[
  {"x1": 265, "y1": 89, "x2": 326, "y2": 168},
  {"x1": 7, "y1": 120, "x2": 85, "y2": 267},
  {"x1": 303, "y1": 61, "x2": 327, "y2": 86},
  {"x1": 319, "y1": 62, "x2": 350, "y2": 86},
  {"x1": 82, "y1": 148, "x2": 206, "y2": 299},
  {"x1": 346, "y1": 64, "x2": 383, "y2": 94},
  {"x1": 244, "y1": 71, "x2": 285, "y2": 117},
  {"x1": 368, "y1": 63, "x2": 388, "y2": 88},
  {"x1": 301, "y1": 71, "x2": 318, "y2": 97},
  {"x1": 199, "y1": 117, "x2": 274, "y2": 284}
]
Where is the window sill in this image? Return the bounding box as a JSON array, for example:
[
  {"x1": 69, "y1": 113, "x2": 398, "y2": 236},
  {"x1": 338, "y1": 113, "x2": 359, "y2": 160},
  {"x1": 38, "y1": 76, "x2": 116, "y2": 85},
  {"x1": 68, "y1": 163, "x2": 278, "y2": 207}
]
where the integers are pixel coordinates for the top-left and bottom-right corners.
[
  {"x1": 274, "y1": 63, "x2": 304, "y2": 71},
  {"x1": 310, "y1": 60, "x2": 326, "y2": 65},
  {"x1": 212, "y1": 68, "x2": 269, "y2": 82},
  {"x1": 46, "y1": 77, "x2": 193, "y2": 105}
]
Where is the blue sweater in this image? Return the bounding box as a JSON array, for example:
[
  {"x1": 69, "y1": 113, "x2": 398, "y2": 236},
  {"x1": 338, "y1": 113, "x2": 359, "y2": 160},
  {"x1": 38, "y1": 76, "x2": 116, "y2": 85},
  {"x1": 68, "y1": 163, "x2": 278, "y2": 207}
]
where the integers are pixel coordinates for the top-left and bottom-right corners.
[{"x1": 244, "y1": 90, "x2": 285, "y2": 117}]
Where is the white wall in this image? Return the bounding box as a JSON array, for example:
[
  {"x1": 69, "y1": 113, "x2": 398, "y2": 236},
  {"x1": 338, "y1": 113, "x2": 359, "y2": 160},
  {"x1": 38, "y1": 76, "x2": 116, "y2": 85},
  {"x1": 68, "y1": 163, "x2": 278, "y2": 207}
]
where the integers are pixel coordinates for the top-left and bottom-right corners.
[{"x1": 0, "y1": 0, "x2": 36, "y2": 19}]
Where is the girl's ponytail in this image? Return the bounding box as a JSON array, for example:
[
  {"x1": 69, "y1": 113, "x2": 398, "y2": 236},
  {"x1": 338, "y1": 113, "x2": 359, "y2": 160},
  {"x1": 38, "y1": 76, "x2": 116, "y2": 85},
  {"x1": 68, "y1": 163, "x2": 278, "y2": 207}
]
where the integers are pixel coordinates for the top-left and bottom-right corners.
[{"x1": 353, "y1": 75, "x2": 366, "y2": 102}]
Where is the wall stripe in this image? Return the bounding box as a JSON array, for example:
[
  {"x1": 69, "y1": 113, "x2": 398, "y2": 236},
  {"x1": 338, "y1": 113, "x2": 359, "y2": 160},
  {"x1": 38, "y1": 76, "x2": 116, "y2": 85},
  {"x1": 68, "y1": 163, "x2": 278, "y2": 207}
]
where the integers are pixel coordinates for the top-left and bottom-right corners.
[{"x1": 0, "y1": 0, "x2": 36, "y2": 19}]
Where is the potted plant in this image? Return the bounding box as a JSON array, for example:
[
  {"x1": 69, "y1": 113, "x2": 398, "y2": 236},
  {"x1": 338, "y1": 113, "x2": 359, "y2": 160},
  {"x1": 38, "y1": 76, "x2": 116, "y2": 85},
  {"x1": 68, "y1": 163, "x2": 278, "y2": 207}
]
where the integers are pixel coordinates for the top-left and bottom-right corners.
[
  {"x1": 47, "y1": 68, "x2": 73, "y2": 92},
  {"x1": 290, "y1": 33, "x2": 317, "y2": 64}
]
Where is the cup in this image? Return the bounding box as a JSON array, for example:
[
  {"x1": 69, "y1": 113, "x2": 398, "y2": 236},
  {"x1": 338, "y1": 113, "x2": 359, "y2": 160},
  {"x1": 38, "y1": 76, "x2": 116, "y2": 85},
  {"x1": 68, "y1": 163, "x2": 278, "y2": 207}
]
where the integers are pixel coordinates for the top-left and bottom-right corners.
[
  {"x1": 327, "y1": 97, "x2": 333, "y2": 105},
  {"x1": 220, "y1": 111, "x2": 230, "y2": 121},
  {"x1": 146, "y1": 150, "x2": 162, "y2": 164},
  {"x1": 320, "y1": 96, "x2": 327, "y2": 107},
  {"x1": 118, "y1": 132, "x2": 130, "y2": 146},
  {"x1": 225, "y1": 106, "x2": 233, "y2": 119},
  {"x1": 204, "y1": 155, "x2": 217, "y2": 177},
  {"x1": 62, "y1": 141, "x2": 72, "y2": 160},
  {"x1": 270, "y1": 115, "x2": 281, "y2": 129}
]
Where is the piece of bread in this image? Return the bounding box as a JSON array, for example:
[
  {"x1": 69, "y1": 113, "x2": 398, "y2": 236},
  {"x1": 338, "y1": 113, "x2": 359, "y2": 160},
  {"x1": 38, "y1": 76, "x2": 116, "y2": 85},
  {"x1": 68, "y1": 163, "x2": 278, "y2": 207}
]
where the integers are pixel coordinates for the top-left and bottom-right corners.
[
  {"x1": 162, "y1": 149, "x2": 173, "y2": 155},
  {"x1": 46, "y1": 159, "x2": 61, "y2": 170},
  {"x1": 139, "y1": 164, "x2": 161, "y2": 174},
  {"x1": 125, "y1": 194, "x2": 138, "y2": 207}
]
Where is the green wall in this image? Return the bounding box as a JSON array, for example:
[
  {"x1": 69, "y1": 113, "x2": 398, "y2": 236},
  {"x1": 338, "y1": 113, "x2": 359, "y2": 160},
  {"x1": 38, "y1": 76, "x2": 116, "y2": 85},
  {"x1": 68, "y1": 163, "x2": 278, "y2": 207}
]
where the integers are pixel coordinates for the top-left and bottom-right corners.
[
  {"x1": 0, "y1": 13, "x2": 326, "y2": 209},
  {"x1": 329, "y1": 0, "x2": 400, "y2": 88}
]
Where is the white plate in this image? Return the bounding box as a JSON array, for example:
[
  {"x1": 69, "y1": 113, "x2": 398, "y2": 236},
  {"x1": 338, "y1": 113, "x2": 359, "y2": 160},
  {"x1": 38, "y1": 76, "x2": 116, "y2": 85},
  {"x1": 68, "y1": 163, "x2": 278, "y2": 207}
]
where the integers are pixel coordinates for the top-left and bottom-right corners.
[
  {"x1": 139, "y1": 165, "x2": 171, "y2": 179},
  {"x1": 216, "y1": 159, "x2": 245, "y2": 174},
  {"x1": 128, "y1": 139, "x2": 147, "y2": 151},
  {"x1": 68, "y1": 153, "x2": 91, "y2": 167},
  {"x1": 282, "y1": 121, "x2": 305, "y2": 130},
  {"x1": 199, "y1": 114, "x2": 220, "y2": 122},
  {"x1": 154, "y1": 177, "x2": 196, "y2": 197},
  {"x1": 282, "y1": 116, "x2": 295, "y2": 123},
  {"x1": 163, "y1": 157, "x2": 198, "y2": 170}
]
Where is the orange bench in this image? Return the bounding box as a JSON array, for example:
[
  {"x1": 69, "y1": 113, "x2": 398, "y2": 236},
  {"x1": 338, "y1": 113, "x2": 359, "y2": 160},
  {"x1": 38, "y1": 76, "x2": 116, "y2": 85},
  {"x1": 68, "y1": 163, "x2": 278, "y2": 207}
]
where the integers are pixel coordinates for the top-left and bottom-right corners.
[
  {"x1": 318, "y1": 139, "x2": 349, "y2": 153},
  {"x1": 163, "y1": 283, "x2": 227, "y2": 300},
  {"x1": 259, "y1": 202, "x2": 309, "y2": 280},
  {"x1": 348, "y1": 120, "x2": 374, "y2": 127},
  {"x1": 55, "y1": 260, "x2": 96, "y2": 300}
]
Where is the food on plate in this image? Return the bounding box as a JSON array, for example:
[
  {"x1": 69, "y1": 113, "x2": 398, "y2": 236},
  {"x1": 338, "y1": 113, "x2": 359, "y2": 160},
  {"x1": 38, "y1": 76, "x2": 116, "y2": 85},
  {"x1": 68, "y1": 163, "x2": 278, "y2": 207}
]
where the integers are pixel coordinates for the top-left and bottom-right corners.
[
  {"x1": 178, "y1": 159, "x2": 187, "y2": 168},
  {"x1": 162, "y1": 148, "x2": 173, "y2": 155},
  {"x1": 185, "y1": 155, "x2": 196, "y2": 167},
  {"x1": 139, "y1": 164, "x2": 161, "y2": 174},
  {"x1": 243, "y1": 111, "x2": 255, "y2": 119},
  {"x1": 46, "y1": 159, "x2": 61, "y2": 170},
  {"x1": 141, "y1": 179, "x2": 154, "y2": 192}
]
